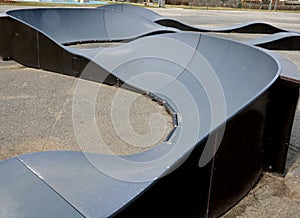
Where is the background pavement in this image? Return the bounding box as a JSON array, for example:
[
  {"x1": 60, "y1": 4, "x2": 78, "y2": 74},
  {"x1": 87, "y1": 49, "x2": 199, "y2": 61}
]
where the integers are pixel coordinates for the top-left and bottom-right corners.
[{"x1": 0, "y1": 4, "x2": 299, "y2": 217}]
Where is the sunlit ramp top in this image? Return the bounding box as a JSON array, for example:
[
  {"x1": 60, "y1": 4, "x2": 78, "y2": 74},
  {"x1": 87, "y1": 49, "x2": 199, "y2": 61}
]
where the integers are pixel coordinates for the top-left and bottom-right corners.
[{"x1": 6, "y1": 7, "x2": 176, "y2": 45}]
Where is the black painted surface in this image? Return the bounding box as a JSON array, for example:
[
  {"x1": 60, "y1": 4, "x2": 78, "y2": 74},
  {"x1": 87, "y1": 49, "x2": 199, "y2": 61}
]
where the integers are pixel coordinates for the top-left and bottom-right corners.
[
  {"x1": 209, "y1": 93, "x2": 268, "y2": 217},
  {"x1": 0, "y1": 5, "x2": 299, "y2": 218},
  {"x1": 156, "y1": 19, "x2": 287, "y2": 34},
  {"x1": 116, "y1": 92, "x2": 268, "y2": 217},
  {"x1": 263, "y1": 80, "x2": 299, "y2": 174}
]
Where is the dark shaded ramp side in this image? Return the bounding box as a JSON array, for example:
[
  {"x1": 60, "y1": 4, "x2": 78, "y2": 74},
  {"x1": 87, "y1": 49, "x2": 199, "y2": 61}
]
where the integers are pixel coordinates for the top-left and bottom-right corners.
[
  {"x1": 0, "y1": 15, "x2": 119, "y2": 85},
  {"x1": 0, "y1": 15, "x2": 86, "y2": 76},
  {"x1": 245, "y1": 32, "x2": 300, "y2": 50},
  {"x1": 156, "y1": 19, "x2": 288, "y2": 34}
]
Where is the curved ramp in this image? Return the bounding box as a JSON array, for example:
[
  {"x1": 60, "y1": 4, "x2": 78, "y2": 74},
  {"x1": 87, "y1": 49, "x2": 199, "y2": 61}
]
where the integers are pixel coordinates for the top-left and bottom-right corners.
[
  {"x1": 97, "y1": 4, "x2": 289, "y2": 34},
  {"x1": 0, "y1": 5, "x2": 298, "y2": 218},
  {"x1": 7, "y1": 7, "x2": 175, "y2": 45},
  {"x1": 98, "y1": 3, "x2": 162, "y2": 21},
  {"x1": 245, "y1": 32, "x2": 300, "y2": 50},
  {"x1": 156, "y1": 19, "x2": 288, "y2": 34}
]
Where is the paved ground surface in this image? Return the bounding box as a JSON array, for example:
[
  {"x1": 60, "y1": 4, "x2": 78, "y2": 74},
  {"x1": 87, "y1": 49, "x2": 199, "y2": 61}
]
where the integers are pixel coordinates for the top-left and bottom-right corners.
[
  {"x1": 0, "y1": 60, "x2": 173, "y2": 158},
  {"x1": 0, "y1": 4, "x2": 299, "y2": 217}
]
